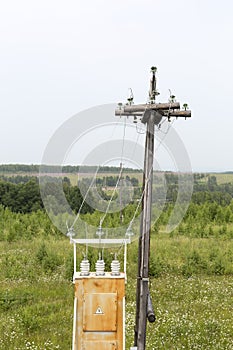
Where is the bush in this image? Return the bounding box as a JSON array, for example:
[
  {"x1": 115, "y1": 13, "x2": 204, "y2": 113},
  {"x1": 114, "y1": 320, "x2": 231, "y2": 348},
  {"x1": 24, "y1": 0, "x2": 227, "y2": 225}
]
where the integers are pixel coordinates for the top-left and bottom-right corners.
[
  {"x1": 42, "y1": 253, "x2": 61, "y2": 272},
  {"x1": 36, "y1": 243, "x2": 61, "y2": 273},
  {"x1": 211, "y1": 258, "x2": 225, "y2": 275},
  {"x1": 149, "y1": 255, "x2": 165, "y2": 278},
  {"x1": 20, "y1": 308, "x2": 41, "y2": 332},
  {"x1": 182, "y1": 250, "x2": 207, "y2": 277},
  {"x1": 64, "y1": 252, "x2": 74, "y2": 280},
  {"x1": 36, "y1": 243, "x2": 48, "y2": 262},
  {"x1": 0, "y1": 290, "x2": 31, "y2": 311}
]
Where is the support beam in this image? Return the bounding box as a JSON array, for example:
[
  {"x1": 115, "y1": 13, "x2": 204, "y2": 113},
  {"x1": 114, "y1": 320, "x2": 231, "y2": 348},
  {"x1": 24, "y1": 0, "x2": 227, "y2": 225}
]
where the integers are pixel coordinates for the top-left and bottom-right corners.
[
  {"x1": 119, "y1": 102, "x2": 180, "y2": 113},
  {"x1": 115, "y1": 109, "x2": 191, "y2": 118}
]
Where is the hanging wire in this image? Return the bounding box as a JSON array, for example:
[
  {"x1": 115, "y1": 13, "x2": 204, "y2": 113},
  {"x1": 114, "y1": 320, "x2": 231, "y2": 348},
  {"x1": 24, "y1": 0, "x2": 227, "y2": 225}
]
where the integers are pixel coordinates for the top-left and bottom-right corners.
[
  {"x1": 155, "y1": 119, "x2": 175, "y2": 152},
  {"x1": 69, "y1": 122, "x2": 118, "y2": 233},
  {"x1": 116, "y1": 239, "x2": 125, "y2": 255},
  {"x1": 110, "y1": 119, "x2": 120, "y2": 139},
  {"x1": 131, "y1": 131, "x2": 141, "y2": 160},
  {"x1": 136, "y1": 122, "x2": 146, "y2": 134},
  {"x1": 125, "y1": 163, "x2": 153, "y2": 235},
  {"x1": 85, "y1": 222, "x2": 88, "y2": 257},
  {"x1": 97, "y1": 118, "x2": 127, "y2": 256},
  {"x1": 69, "y1": 116, "x2": 127, "y2": 233},
  {"x1": 125, "y1": 111, "x2": 175, "y2": 234},
  {"x1": 156, "y1": 118, "x2": 175, "y2": 134},
  {"x1": 120, "y1": 117, "x2": 127, "y2": 161},
  {"x1": 156, "y1": 116, "x2": 167, "y2": 130},
  {"x1": 130, "y1": 102, "x2": 150, "y2": 159},
  {"x1": 126, "y1": 105, "x2": 154, "y2": 231},
  {"x1": 155, "y1": 92, "x2": 172, "y2": 133},
  {"x1": 70, "y1": 166, "x2": 100, "y2": 230},
  {"x1": 98, "y1": 117, "x2": 126, "y2": 227},
  {"x1": 99, "y1": 163, "x2": 124, "y2": 228}
]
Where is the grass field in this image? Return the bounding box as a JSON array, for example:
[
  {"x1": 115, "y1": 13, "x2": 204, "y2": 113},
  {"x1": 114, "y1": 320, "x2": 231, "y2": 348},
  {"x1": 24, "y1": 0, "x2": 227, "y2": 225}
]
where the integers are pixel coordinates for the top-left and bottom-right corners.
[
  {"x1": 213, "y1": 173, "x2": 233, "y2": 185},
  {"x1": 1, "y1": 233, "x2": 233, "y2": 350},
  {"x1": 3, "y1": 170, "x2": 233, "y2": 186}
]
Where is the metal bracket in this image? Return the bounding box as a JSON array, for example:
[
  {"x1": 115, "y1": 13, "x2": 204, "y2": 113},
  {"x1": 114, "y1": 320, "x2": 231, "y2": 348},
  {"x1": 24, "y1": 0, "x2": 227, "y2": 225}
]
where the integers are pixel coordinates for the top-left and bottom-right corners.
[{"x1": 142, "y1": 278, "x2": 149, "y2": 282}]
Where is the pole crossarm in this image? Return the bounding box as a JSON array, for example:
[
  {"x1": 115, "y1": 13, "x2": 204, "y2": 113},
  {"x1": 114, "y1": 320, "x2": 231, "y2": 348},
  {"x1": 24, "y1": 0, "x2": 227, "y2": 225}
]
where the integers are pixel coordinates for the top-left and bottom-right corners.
[
  {"x1": 118, "y1": 102, "x2": 180, "y2": 113},
  {"x1": 115, "y1": 108, "x2": 191, "y2": 119},
  {"x1": 115, "y1": 101, "x2": 191, "y2": 122}
]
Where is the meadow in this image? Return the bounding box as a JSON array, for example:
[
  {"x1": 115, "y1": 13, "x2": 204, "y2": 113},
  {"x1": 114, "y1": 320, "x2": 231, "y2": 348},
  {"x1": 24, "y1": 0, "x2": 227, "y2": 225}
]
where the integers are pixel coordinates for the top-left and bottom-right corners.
[
  {"x1": 1, "y1": 227, "x2": 233, "y2": 349},
  {"x1": 1, "y1": 170, "x2": 233, "y2": 349}
]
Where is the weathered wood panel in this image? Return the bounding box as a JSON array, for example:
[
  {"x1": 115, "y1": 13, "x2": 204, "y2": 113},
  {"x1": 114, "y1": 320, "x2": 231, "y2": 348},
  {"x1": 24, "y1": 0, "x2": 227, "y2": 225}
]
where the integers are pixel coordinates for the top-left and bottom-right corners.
[
  {"x1": 83, "y1": 293, "x2": 117, "y2": 331},
  {"x1": 73, "y1": 274, "x2": 125, "y2": 350},
  {"x1": 82, "y1": 341, "x2": 117, "y2": 350}
]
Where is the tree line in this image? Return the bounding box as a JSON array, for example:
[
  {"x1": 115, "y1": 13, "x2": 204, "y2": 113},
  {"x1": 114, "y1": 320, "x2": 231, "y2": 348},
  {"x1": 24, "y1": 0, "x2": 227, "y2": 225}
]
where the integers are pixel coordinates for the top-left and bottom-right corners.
[
  {"x1": 0, "y1": 164, "x2": 142, "y2": 174},
  {"x1": 0, "y1": 173, "x2": 233, "y2": 215},
  {"x1": 0, "y1": 177, "x2": 93, "y2": 215}
]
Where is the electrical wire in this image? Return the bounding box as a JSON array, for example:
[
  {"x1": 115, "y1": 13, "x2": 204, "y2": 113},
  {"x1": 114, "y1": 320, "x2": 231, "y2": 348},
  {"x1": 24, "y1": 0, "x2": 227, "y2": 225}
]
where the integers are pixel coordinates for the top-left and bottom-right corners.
[
  {"x1": 155, "y1": 119, "x2": 175, "y2": 152},
  {"x1": 99, "y1": 117, "x2": 126, "y2": 228},
  {"x1": 70, "y1": 116, "x2": 127, "y2": 232},
  {"x1": 126, "y1": 162, "x2": 153, "y2": 233},
  {"x1": 131, "y1": 131, "x2": 141, "y2": 160},
  {"x1": 70, "y1": 94, "x2": 175, "y2": 252},
  {"x1": 99, "y1": 159, "x2": 124, "y2": 227},
  {"x1": 120, "y1": 117, "x2": 127, "y2": 162},
  {"x1": 126, "y1": 117, "x2": 175, "y2": 233},
  {"x1": 97, "y1": 118, "x2": 127, "y2": 255},
  {"x1": 110, "y1": 119, "x2": 120, "y2": 139},
  {"x1": 70, "y1": 166, "x2": 100, "y2": 230},
  {"x1": 136, "y1": 122, "x2": 146, "y2": 134}
]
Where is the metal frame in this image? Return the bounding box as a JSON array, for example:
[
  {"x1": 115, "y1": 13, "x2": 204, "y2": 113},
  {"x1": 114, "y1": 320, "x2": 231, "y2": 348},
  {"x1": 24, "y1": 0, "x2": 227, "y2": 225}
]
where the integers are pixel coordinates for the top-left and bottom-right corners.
[{"x1": 70, "y1": 238, "x2": 131, "y2": 278}]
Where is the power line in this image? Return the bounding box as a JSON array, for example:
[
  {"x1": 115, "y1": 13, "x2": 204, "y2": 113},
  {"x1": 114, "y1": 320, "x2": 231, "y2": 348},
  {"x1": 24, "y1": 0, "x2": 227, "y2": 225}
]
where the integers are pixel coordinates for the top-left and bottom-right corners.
[
  {"x1": 70, "y1": 166, "x2": 100, "y2": 231},
  {"x1": 99, "y1": 119, "x2": 127, "y2": 228}
]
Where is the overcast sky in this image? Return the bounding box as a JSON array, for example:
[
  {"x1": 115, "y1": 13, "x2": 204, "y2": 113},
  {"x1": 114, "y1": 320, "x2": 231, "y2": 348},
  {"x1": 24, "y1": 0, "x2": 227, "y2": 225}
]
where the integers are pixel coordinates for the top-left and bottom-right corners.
[{"x1": 0, "y1": 0, "x2": 233, "y2": 172}]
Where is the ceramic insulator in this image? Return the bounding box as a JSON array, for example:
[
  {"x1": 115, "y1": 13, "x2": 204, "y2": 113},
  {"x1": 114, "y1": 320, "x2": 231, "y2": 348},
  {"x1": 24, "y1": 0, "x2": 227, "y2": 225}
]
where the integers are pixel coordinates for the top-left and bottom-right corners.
[
  {"x1": 80, "y1": 259, "x2": 90, "y2": 276},
  {"x1": 111, "y1": 259, "x2": 120, "y2": 276},
  {"x1": 95, "y1": 259, "x2": 105, "y2": 276}
]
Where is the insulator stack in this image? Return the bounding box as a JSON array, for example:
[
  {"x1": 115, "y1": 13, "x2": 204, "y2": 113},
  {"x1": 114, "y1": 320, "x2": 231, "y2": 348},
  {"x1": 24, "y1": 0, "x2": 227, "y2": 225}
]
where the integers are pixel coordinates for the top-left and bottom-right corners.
[
  {"x1": 80, "y1": 258, "x2": 90, "y2": 276},
  {"x1": 95, "y1": 259, "x2": 105, "y2": 276},
  {"x1": 111, "y1": 259, "x2": 120, "y2": 276}
]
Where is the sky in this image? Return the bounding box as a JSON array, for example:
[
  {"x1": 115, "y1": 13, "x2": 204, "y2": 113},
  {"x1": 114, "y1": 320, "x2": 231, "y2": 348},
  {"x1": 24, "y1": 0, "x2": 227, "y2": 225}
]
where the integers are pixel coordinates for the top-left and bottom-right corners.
[{"x1": 0, "y1": 0, "x2": 233, "y2": 172}]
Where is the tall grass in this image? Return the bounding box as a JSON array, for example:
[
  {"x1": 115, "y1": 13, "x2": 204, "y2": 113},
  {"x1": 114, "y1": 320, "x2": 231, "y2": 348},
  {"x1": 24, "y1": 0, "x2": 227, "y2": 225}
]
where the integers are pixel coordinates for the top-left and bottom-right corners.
[{"x1": 1, "y1": 232, "x2": 233, "y2": 349}]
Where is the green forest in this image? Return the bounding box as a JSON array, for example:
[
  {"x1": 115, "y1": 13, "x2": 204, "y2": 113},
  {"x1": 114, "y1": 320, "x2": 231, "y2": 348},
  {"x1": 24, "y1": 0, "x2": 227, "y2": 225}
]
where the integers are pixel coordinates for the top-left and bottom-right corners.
[{"x1": 0, "y1": 167, "x2": 233, "y2": 349}]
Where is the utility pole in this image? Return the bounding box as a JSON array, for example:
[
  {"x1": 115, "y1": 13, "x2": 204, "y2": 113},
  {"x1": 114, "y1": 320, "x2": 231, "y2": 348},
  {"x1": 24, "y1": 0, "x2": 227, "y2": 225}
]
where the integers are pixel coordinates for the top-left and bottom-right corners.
[
  {"x1": 115, "y1": 67, "x2": 191, "y2": 350},
  {"x1": 119, "y1": 161, "x2": 124, "y2": 224}
]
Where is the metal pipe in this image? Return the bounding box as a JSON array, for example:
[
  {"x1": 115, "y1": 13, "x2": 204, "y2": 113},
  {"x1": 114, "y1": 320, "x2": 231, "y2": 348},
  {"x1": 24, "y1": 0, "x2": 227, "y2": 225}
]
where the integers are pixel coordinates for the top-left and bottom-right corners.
[{"x1": 147, "y1": 293, "x2": 156, "y2": 323}]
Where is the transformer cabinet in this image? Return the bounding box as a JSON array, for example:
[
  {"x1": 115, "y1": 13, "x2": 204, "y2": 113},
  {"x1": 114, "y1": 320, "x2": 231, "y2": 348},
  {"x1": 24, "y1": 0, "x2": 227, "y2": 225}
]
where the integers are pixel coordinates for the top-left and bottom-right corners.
[{"x1": 71, "y1": 238, "x2": 127, "y2": 350}]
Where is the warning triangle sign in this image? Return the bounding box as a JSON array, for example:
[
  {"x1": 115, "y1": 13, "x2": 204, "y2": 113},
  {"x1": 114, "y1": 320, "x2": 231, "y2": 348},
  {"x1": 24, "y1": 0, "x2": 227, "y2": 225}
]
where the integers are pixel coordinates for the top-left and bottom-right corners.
[{"x1": 95, "y1": 306, "x2": 104, "y2": 315}]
